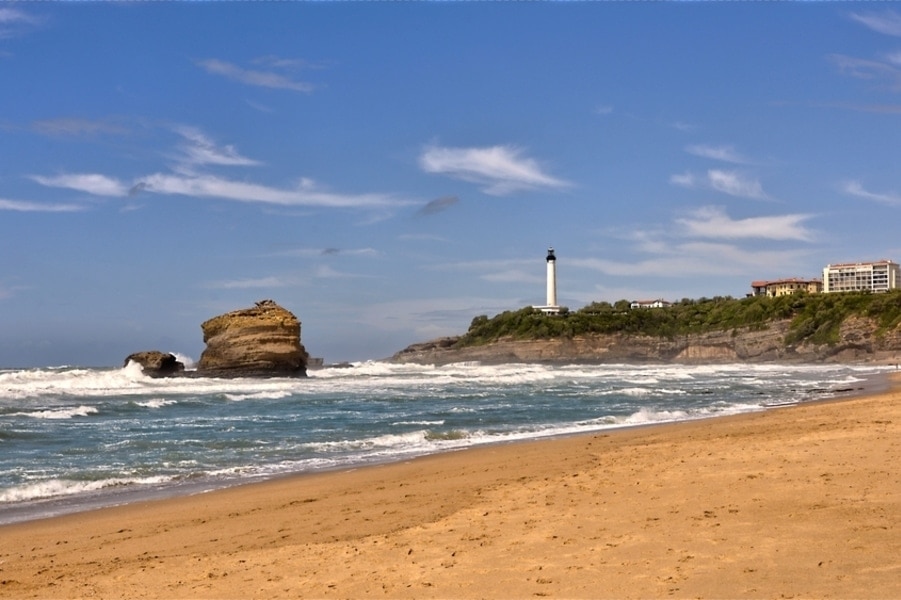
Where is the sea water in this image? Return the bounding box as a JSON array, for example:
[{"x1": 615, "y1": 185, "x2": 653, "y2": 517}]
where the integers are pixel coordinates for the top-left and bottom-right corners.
[{"x1": 0, "y1": 360, "x2": 887, "y2": 525}]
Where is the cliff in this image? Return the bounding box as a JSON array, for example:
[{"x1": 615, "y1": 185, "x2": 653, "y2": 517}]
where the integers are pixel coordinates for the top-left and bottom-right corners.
[
  {"x1": 391, "y1": 317, "x2": 901, "y2": 365},
  {"x1": 198, "y1": 300, "x2": 309, "y2": 377}
]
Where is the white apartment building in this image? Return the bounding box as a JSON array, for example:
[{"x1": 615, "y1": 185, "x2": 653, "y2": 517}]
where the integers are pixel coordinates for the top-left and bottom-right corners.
[{"x1": 822, "y1": 260, "x2": 900, "y2": 293}]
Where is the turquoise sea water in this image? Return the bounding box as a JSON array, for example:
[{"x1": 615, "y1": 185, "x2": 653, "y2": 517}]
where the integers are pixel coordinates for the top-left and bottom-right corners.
[{"x1": 0, "y1": 360, "x2": 886, "y2": 525}]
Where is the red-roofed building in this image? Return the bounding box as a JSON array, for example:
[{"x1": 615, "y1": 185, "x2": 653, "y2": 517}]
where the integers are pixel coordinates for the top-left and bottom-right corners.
[{"x1": 750, "y1": 278, "x2": 823, "y2": 297}]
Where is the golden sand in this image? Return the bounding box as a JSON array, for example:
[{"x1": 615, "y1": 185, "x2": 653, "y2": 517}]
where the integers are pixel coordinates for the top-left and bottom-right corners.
[{"x1": 1, "y1": 384, "x2": 899, "y2": 599}]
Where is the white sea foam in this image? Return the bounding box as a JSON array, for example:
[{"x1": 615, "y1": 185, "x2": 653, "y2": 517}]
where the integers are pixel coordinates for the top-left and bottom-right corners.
[
  {"x1": 0, "y1": 475, "x2": 174, "y2": 503},
  {"x1": 136, "y1": 398, "x2": 177, "y2": 409},
  {"x1": 15, "y1": 405, "x2": 99, "y2": 419},
  {"x1": 223, "y1": 390, "x2": 294, "y2": 402}
]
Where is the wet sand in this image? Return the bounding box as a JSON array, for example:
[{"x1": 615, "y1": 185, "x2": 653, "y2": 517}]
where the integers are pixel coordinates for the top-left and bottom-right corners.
[{"x1": 1, "y1": 383, "x2": 899, "y2": 599}]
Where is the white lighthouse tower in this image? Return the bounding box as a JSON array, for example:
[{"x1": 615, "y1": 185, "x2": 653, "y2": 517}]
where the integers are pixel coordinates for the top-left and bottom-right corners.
[{"x1": 536, "y1": 246, "x2": 560, "y2": 315}]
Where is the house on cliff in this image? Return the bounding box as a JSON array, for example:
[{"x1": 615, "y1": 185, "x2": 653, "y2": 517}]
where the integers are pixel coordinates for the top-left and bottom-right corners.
[
  {"x1": 630, "y1": 299, "x2": 672, "y2": 309},
  {"x1": 750, "y1": 278, "x2": 823, "y2": 297}
]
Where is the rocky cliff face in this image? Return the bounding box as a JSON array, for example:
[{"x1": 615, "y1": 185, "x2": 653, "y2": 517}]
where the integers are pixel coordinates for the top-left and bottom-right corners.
[
  {"x1": 391, "y1": 318, "x2": 901, "y2": 365},
  {"x1": 197, "y1": 300, "x2": 309, "y2": 377}
]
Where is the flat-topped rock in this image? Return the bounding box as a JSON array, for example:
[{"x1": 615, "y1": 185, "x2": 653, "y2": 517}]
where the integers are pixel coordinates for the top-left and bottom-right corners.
[{"x1": 198, "y1": 300, "x2": 309, "y2": 377}]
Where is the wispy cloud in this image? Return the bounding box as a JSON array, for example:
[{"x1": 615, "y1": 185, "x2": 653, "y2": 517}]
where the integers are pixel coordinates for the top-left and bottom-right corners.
[
  {"x1": 670, "y1": 169, "x2": 768, "y2": 200},
  {"x1": 669, "y1": 172, "x2": 696, "y2": 187},
  {"x1": 419, "y1": 144, "x2": 570, "y2": 196},
  {"x1": 29, "y1": 124, "x2": 413, "y2": 212},
  {"x1": 196, "y1": 58, "x2": 317, "y2": 92},
  {"x1": 671, "y1": 121, "x2": 696, "y2": 133},
  {"x1": 0, "y1": 198, "x2": 85, "y2": 212},
  {"x1": 830, "y1": 54, "x2": 901, "y2": 90},
  {"x1": 0, "y1": 7, "x2": 41, "y2": 38},
  {"x1": 570, "y1": 242, "x2": 810, "y2": 278},
  {"x1": 685, "y1": 144, "x2": 749, "y2": 164},
  {"x1": 205, "y1": 276, "x2": 293, "y2": 290},
  {"x1": 481, "y1": 269, "x2": 544, "y2": 284},
  {"x1": 398, "y1": 233, "x2": 448, "y2": 243},
  {"x1": 33, "y1": 170, "x2": 412, "y2": 210},
  {"x1": 676, "y1": 206, "x2": 813, "y2": 241},
  {"x1": 173, "y1": 126, "x2": 260, "y2": 168},
  {"x1": 136, "y1": 173, "x2": 410, "y2": 209},
  {"x1": 843, "y1": 180, "x2": 901, "y2": 205},
  {"x1": 707, "y1": 170, "x2": 767, "y2": 199},
  {"x1": 314, "y1": 265, "x2": 376, "y2": 279},
  {"x1": 31, "y1": 118, "x2": 129, "y2": 137},
  {"x1": 594, "y1": 104, "x2": 614, "y2": 115},
  {"x1": 266, "y1": 247, "x2": 379, "y2": 258},
  {"x1": 849, "y1": 10, "x2": 901, "y2": 37},
  {"x1": 29, "y1": 173, "x2": 128, "y2": 197},
  {"x1": 415, "y1": 195, "x2": 459, "y2": 217}
]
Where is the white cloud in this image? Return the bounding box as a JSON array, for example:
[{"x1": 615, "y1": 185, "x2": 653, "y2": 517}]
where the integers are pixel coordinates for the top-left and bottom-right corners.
[
  {"x1": 676, "y1": 206, "x2": 813, "y2": 241},
  {"x1": 671, "y1": 121, "x2": 696, "y2": 133},
  {"x1": 481, "y1": 269, "x2": 544, "y2": 284},
  {"x1": 429, "y1": 257, "x2": 534, "y2": 272},
  {"x1": 205, "y1": 276, "x2": 292, "y2": 290},
  {"x1": 0, "y1": 7, "x2": 40, "y2": 38},
  {"x1": 707, "y1": 169, "x2": 767, "y2": 199},
  {"x1": 34, "y1": 170, "x2": 411, "y2": 210},
  {"x1": 843, "y1": 180, "x2": 901, "y2": 205},
  {"x1": 30, "y1": 173, "x2": 128, "y2": 197},
  {"x1": 669, "y1": 169, "x2": 768, "y2": 199},
  {"x1": 570, "y1": 243, "x2": 810, "y2": 278},
  {"x1": 173, "y1": 126, "x2": 260, "y2": 167},
  {"x1": 419, "y1": 144, "x2": 570, "y2": 196},
  {"x1": 685, "y1": 144, "x2": 748, "y2": 164},
  {"x1": 850, "y1": 10, "x2": 901, "y2": 36},
  {"x1": 669, "y1": 172, "x2": 696, "y2": 187},
  {"x1": 136, "y1": 172, "x2": 411, "y2": 209},
  {"x1": 314, "y1": 265, "x2": 375, "y2": 279},
  {"x1": 196, "y1": 58, "x2": 316, "y2": 92},
  {"x1": 594, "y1": 104, "x2": 614, "y2": 115},
  {"x1": 0, "y1": 198, "x2": 85, "y2": 212},
  {"x1": 830, "y1": 54, "x2": 901, "y2": 91},
  {"x1": 32, "y1": 118, "x2": 129, "y2": 137}
]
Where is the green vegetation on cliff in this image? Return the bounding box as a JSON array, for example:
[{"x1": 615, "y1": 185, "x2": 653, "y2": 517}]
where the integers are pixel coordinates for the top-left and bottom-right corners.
[{"x1": 459, "y1": 291, "x2": 901, "y2": 348}]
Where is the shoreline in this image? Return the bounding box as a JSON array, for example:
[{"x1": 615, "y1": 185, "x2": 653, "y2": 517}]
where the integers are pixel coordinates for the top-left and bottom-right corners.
[
  {"x1": 1, "y1": 374, "x2": 899, "y2": 598},
  {"x1": 0, "y1": 368, "x2": 881, "y2": 528}
]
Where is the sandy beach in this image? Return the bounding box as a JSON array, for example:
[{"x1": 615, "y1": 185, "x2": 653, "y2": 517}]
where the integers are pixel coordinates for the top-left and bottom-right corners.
[{"x1": 1, "y1": 382, "x2": 899, "y2": 599}]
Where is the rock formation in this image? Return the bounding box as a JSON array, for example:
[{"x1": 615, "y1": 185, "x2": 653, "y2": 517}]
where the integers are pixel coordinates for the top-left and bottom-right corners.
[
  {"x1": 391, "y1": 318, "x2": 901, "y2": 365},
  {"x1": 197, "y1": 300, "x2": 309, "y2": 377},
  {"x1": 124, "y1": 351, "x2": 186, "y2": 377}
]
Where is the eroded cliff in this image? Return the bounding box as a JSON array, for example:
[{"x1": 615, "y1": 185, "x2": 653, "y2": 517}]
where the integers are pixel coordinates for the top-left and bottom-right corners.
[{"x1": 391, "y1": 317, "x2": 901, "y2": 365}]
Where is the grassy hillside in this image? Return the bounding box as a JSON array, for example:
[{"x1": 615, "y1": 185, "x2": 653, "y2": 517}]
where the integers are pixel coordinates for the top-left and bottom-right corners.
[{"x1": 459, "y1": 291, "x2": 901, "y2": 348}]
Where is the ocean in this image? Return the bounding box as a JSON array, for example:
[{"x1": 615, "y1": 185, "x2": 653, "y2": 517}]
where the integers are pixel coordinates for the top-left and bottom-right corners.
[{"x1": 0, "y1": 359, "x2": 888, "y2": 525}]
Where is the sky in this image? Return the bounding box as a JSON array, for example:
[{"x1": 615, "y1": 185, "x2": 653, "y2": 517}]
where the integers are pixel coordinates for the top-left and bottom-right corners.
[{"x1": 2, "y1": 3, "x2": 901, "y2": 367}]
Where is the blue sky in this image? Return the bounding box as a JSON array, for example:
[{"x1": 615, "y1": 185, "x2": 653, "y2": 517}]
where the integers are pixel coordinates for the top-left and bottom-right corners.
[{"x1": 2, "y1": 3, "x2": 901, "y2": 367}]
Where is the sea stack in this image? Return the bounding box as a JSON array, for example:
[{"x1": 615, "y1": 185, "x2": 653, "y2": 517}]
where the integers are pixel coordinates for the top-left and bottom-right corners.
[
  {"x1": 197, "y1": 299, "x2": 309, "y2": 377},
  {"x1": 124, "y1": 351, "x2": 185, "y2": 377}
]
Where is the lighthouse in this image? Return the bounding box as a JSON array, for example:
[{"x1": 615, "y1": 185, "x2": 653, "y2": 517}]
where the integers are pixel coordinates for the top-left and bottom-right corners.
[
  {"x1": 546, "y1": 247, "x2": 557, "y2": 308},
  {"x1": 536, "y1": 246, "x2": 560, "y2": 315}
]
